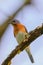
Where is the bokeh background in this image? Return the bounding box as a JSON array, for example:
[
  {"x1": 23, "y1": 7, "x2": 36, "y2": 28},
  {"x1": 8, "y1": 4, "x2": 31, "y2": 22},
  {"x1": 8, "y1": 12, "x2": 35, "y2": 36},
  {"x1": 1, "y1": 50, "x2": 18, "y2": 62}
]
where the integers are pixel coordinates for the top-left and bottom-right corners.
[{"x1": 0, "y1": 0, "x2": 43, "y2": 65}]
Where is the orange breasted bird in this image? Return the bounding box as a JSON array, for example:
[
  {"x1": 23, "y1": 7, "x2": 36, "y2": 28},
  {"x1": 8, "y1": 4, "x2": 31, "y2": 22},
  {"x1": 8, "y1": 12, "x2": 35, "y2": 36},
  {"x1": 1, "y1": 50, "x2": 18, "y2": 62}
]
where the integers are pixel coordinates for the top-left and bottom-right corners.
[{"x1": 10, "y1": 19, "x2": 34, "y2": 63}]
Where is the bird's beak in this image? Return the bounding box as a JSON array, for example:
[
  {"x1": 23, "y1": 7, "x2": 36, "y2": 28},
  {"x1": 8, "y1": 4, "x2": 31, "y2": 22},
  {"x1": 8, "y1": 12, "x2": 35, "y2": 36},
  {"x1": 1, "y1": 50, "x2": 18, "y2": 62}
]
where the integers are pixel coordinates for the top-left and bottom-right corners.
[{"x1": 8, "y1": 21, "x2": 15, "y2": 25}]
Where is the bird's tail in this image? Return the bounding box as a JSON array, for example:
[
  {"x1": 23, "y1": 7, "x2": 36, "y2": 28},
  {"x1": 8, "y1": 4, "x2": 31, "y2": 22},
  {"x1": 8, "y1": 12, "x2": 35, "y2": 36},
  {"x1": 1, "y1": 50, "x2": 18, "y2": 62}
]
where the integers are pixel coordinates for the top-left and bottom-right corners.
[{"x1": 25, "y1": 46, "x2": 34, "y2": 63}]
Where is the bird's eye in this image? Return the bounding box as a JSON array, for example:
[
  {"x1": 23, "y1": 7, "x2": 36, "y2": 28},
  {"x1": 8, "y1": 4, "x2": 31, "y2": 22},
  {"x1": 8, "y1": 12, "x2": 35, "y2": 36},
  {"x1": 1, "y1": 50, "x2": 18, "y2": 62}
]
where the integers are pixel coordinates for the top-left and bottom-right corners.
[
  {"x1": 13, "y1": 20, "x2": 20, "y2": 24},
  {"x1": 13, "y1": 20, "x2": 16, "y2": 22}
]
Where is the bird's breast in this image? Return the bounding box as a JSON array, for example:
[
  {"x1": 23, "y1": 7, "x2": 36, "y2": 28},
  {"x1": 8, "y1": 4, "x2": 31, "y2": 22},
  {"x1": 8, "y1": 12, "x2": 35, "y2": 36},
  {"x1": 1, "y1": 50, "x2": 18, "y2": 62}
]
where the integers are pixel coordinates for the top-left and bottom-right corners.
[
  {"x1": 16, "y1": 31, "x2": 27, "y2": 44},
  {"x1": 14, "y1": 25, "x2": 26, "y2": 37}
]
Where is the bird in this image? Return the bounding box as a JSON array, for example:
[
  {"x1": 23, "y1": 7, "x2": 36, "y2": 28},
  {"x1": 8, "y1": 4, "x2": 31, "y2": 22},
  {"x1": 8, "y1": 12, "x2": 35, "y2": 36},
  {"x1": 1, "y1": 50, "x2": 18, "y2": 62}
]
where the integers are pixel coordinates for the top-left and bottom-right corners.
[{"x1": 10, "y1": 19, "x2": 34, "y2": 63}]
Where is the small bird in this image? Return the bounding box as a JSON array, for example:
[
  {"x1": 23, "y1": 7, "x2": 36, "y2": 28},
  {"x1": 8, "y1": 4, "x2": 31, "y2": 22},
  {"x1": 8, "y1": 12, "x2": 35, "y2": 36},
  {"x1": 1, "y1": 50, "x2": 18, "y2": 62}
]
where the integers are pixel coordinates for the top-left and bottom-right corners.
[{"x1": 10, "y1": 19, "x2": 34, "y2": 63}]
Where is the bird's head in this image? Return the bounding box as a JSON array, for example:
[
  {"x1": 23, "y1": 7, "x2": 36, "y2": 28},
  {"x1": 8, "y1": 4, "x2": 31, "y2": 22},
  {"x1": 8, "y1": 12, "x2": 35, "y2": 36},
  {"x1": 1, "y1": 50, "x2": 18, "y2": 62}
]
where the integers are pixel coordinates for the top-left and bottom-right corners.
[{"x1": 9, "y1": 19, "x2": 20, "y2": 26}]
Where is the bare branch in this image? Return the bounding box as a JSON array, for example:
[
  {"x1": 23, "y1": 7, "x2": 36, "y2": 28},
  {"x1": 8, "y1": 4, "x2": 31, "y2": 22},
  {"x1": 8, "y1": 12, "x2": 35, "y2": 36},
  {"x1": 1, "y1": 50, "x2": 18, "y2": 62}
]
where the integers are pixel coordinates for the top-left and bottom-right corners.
[{"x1": 1, "y1": 24, "x2": 43, "y2": 65}]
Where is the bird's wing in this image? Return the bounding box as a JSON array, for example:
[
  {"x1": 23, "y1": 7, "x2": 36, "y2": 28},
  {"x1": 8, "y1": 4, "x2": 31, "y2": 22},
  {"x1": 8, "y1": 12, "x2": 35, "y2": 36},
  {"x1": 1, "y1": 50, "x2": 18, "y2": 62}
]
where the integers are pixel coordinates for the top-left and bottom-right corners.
[{"x1": 23, "y1": 25, "x2": 28, "y2": 33}]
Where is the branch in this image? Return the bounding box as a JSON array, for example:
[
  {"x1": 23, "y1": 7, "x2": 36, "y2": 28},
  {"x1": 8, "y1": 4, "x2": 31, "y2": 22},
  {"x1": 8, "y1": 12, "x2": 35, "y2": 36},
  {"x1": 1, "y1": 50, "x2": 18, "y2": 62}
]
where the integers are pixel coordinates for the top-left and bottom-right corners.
[
  {"x1": 1, "y1": 24, "x2": 43, "y2": 65},
  {"x1": 0, "y1": 0, "x2": 31, "y2": 38}
]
